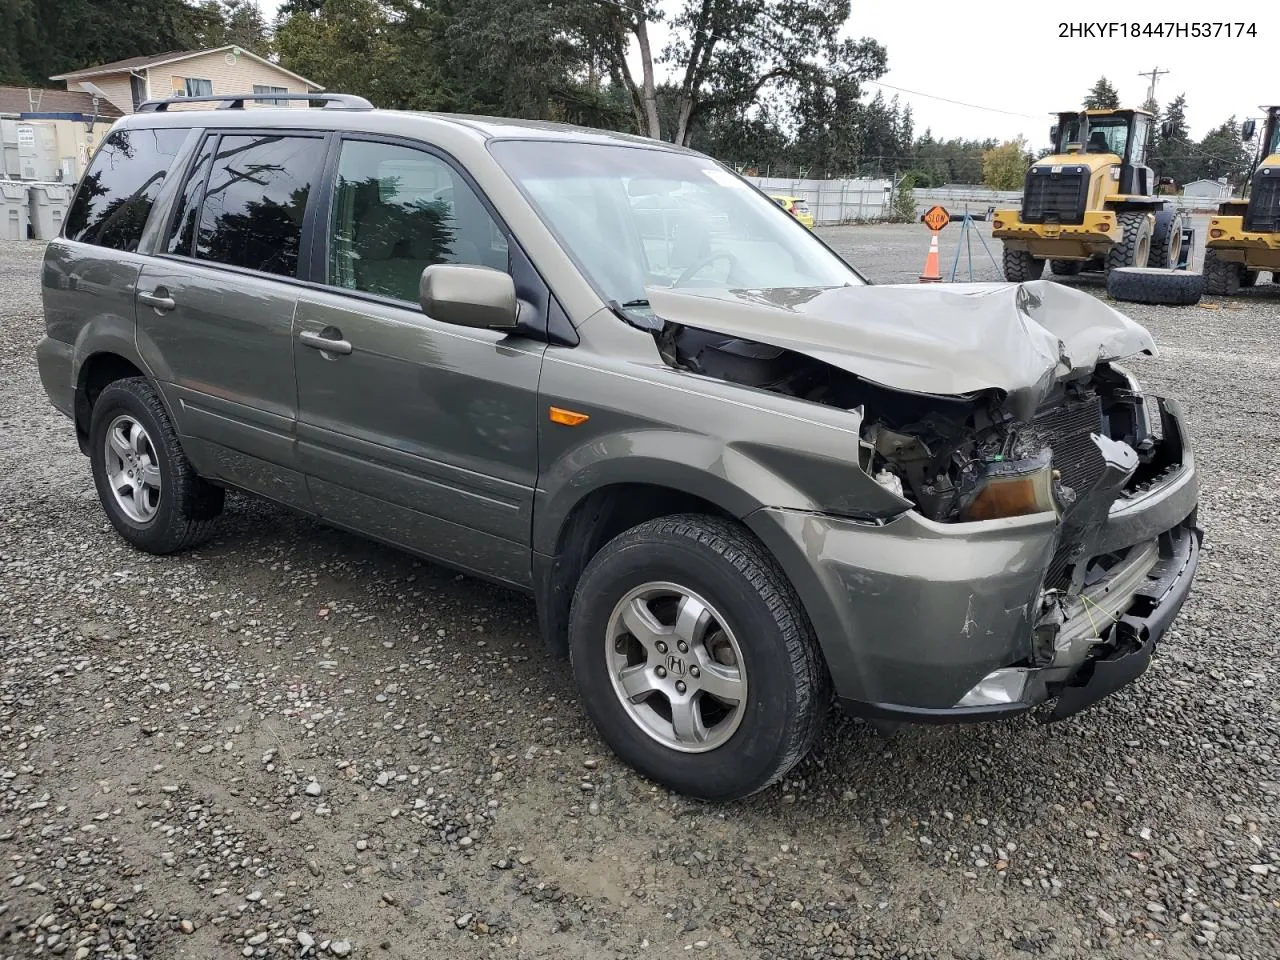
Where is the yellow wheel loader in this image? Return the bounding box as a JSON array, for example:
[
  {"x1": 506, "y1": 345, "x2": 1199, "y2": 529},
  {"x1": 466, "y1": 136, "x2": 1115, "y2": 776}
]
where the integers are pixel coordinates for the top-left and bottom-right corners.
[
  {"x1": 1204, "y1": 106, "x2": 1280, "y2": 294},
  {"x1": 992, "y1": 109, "x2": 1190, "y2": 283}
]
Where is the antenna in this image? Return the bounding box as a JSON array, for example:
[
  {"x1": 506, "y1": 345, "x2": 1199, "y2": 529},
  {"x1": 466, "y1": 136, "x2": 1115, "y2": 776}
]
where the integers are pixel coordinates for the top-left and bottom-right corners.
[{"x1": 1138, "y1": 66, "x2": 1169, "y2": 105}]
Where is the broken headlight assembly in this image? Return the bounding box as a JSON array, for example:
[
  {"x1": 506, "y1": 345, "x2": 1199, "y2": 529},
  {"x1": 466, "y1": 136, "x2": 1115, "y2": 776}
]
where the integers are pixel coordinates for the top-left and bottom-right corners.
[
  {"x1": 957, "y1": 450, "x2": 1062, "y2": 522},
  {"x1": 863, "y1": 407, "x2": 1075, "y2": 524}
]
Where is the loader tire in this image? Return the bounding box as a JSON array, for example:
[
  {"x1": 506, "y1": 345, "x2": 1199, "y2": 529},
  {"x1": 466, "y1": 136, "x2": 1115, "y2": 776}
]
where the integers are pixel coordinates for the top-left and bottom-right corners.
[
  {"x1": 1106, "y1": 211, "x2": 1153, "y2": 274},
  {"x1": 1149, "y1": 210, "x2": 1186, "y2": 269},
  {"x1": 1002, "y1": 247, "x2": 1044, "y2": 282},
  {"x1": 1107, "y1": 267, "x2": 1204, "y2": 307},
  {"x1": 1202, "y1": 247, "x2": 1241, "y2": 296},
  {"x1": 1049, "y1": 259, "x2": 1084, "y2": 276}
]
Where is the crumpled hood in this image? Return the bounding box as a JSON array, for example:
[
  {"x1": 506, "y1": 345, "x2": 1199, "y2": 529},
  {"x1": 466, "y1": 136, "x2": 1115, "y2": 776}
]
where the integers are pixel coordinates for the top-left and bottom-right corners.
[{"x1": 645, "y1": 280, "x2": 1157, "y2": 418}]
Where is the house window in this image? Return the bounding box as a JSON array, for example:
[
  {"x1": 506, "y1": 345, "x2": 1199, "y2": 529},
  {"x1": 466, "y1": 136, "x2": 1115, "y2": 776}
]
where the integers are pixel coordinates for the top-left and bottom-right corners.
[
  {"x1": 253, "y1": 84, "x2": 289, "y2": 105},
  {"x1": 183, "y1": 78, "x2": 213, "y2": 97}
]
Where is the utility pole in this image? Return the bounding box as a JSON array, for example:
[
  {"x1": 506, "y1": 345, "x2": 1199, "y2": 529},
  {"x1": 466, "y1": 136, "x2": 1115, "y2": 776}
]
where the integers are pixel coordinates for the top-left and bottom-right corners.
[{"x1": 1138, "y1": 66, "x2": 1169, "y2": 105}]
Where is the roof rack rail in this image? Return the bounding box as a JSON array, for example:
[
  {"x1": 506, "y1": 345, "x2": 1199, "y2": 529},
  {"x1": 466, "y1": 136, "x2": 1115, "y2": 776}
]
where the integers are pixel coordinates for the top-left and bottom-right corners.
[{"x1": 136, "y1": 92, "x2": 374, "y2": 113}]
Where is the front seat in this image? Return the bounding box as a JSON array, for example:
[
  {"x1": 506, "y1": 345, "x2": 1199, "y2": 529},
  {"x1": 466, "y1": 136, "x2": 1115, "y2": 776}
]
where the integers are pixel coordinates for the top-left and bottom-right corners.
[{"x1": 1087, "y1": 131, "x2": 1110, "y2": 153}]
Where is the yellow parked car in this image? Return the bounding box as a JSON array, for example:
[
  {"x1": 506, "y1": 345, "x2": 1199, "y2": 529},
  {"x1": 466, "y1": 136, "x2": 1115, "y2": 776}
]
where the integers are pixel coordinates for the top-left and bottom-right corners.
[{"x1": 769, "y1": 194, "x2": 815, "y2": 229}]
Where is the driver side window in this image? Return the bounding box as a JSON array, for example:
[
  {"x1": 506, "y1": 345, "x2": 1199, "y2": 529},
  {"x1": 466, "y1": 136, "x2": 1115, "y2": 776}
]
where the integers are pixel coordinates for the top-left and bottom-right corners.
[{"x1": 327, "y1": 140, "x2": 508, "y2": 303}]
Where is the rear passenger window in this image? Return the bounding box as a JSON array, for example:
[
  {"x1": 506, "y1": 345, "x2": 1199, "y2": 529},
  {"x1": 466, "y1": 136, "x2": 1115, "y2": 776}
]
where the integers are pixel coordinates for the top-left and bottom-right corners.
[
  {"x1": 327, "y1": 139, "x2": 508, "y2": 303},
  {"x1": 64, "y1": 127, "x2": 187, "y2": 250},
  {"x1": 191, "y1": 134, "x2": 323, "y2": 277}
]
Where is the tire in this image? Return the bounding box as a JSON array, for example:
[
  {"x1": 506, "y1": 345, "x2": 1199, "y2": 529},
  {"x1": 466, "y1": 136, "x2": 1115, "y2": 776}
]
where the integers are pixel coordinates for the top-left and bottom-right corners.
[
  {"x1": 567, "y1": 514, "x2": 830, "y2": 801},
  {"x1": 1148, "y1": 210, "x2": 1186, "y2": 269},
  {"x1": 88, "y1": 377, "x2": 224, "y2": 554},
  {"x1": 1106, "y1": 266, "x2": 1204, "y2": 306},
  {"x1": 1202, "y1": 247, "x2": 1241, "y2": 296},
  {"x1": 1049, "y1": 259, "x2": 1084, "y2": 276},
  {"x1": 1106, "y1": 211, "x2": 1154, "y2": 274},
  {"x1": 1002, "y1": 247, "x2": 1044, "y2": 282}
]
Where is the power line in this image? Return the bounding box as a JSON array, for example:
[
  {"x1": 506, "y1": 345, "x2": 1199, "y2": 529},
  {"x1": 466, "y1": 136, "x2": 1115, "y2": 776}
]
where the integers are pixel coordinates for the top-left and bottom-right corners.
[{"x1": 865, "y1": 80, "x2": 1040, "y2": 119}]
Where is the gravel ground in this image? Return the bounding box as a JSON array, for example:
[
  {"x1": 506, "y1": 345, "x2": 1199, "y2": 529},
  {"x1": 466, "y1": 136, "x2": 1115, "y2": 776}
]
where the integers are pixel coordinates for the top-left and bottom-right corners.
[{"x1": 1, "y1": 233, "x2": 1279, "y2": 960}]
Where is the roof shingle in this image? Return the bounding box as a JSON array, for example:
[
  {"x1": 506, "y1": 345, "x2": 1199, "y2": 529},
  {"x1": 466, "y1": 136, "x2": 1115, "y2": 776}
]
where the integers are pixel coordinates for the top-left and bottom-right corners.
[
  {"x1": 0, "y1": 85, "x2": 125, "y2": 119},
  {"x1": 49, "y1": 51, "x2": 192, "y2": 81}
]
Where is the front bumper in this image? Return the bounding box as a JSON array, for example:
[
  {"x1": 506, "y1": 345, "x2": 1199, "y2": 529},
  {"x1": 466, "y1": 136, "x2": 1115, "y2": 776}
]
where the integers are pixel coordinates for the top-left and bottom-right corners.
[
  {"x1": 992, "y1": 208, "x2": 1123, "y2": 259},
  {"x1": 748, "y1": 397, "x2": 1200, "y2": 724},
  {"x1": 1206, "y1": 215, "x2": 1280, "y2": 271}
]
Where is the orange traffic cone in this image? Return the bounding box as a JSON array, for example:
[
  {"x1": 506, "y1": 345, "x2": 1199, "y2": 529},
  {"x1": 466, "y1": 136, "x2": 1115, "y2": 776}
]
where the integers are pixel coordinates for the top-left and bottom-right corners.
[{"x1": 919, "y1": 231, "x2": 942, "y2": 283}]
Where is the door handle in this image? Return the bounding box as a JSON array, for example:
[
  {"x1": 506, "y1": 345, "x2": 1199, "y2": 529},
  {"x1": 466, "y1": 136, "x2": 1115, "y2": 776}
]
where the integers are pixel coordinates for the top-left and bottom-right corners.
[
  {"x1": 138, "y1": 289, "x2": 176, "y2": 312},
  {"x1": 299, "y1": 329, "x2": 353, "y2": 356}
]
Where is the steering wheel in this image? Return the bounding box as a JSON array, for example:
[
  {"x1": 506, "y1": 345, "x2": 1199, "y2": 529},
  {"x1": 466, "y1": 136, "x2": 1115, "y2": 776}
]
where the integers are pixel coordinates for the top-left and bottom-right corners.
[{"x1": 674, "y1": 251, "x2": 741, "y2": 288}]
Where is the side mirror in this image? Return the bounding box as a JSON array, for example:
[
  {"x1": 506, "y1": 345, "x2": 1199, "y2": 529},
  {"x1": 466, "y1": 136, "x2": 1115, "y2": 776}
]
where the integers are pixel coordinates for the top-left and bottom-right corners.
[
  {"x1": 1242, "y1": 118, "x2": 1257, "y2": 141},
  {"x1": 1049, "y1": 125, "x2": 1058, "y2": 142},
  {"x1": 1160, "y1": 120, "x2": 1172, "y2": 139},
  {"x1": 419, "y1": 263, "x2": 518, "y2": 330}
]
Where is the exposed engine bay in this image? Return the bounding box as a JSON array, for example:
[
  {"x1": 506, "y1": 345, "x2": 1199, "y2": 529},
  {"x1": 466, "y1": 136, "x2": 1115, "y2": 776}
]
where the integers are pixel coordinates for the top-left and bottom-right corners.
[{"x1": 655, "y1": 322, "x2": 1174, "y2": 528}]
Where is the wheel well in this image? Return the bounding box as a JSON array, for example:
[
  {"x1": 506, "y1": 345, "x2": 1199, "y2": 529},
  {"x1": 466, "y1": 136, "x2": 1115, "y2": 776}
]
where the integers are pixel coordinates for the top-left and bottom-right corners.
[
  {"x1": 534, "y1": 483, "x2": 735, "y2": 657},
  {"x1": 74, "y1": 353, "x2": 144, "y2": 452}
]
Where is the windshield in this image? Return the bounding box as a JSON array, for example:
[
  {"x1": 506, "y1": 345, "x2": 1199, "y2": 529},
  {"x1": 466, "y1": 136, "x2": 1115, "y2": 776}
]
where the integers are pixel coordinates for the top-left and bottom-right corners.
[
  {"x1": 1059, "y1": 116, "x2": 1129, "y2": 157},
  {"x1": 489, "y1": 140, "x2": 863, "y2": 307}
]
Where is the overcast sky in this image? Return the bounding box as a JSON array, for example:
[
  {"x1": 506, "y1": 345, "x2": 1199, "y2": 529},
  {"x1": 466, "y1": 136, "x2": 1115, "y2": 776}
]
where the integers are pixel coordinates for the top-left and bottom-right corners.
[{"x1": 257, "y1": 0, "x2": 1276, "y2": 147}]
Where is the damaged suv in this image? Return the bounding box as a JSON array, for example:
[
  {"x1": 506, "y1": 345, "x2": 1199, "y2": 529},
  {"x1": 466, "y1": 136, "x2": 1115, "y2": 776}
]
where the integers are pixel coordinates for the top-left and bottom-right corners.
[{"x1": 37, "y1": 95, "x2": 1200, "y2": 801}]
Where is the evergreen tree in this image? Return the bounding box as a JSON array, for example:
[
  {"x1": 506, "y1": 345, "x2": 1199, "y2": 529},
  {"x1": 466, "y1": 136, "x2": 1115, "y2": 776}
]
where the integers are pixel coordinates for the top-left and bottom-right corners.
[{"x1": 1084, "y1": 77, "x2": 1120, "y2": 109}]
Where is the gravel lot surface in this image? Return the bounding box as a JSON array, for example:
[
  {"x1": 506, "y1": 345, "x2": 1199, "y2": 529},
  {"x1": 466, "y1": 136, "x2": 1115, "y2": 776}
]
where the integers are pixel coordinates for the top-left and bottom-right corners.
[{"x1": 2, "y1": 231, "x2": 1278, "y2": 960}]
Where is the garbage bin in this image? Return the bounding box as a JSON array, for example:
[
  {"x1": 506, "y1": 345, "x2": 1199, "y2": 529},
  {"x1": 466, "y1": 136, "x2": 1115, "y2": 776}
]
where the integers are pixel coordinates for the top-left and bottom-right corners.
[
  {"x1": 0, "y1": 181, "x2": 29, "y2": 240},
  {"x1": 28, "y1": 182, "x2": 73, "y2": 240}
]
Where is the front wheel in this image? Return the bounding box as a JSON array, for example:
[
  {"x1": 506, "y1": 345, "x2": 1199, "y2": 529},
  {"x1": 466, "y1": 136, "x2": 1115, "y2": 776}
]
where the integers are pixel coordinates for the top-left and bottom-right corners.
[{"x1": 568, "y1": 515, "x2": 830, "y2": 801}]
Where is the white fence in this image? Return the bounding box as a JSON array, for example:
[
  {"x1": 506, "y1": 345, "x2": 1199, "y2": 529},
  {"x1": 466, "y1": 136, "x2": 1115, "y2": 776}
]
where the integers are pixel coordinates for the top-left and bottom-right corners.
[
  {"x1": 911, "y1": 186, "x2": 1226, "y2": 218},
  {"x1": 742, "y1": 176, "x2": 893, "y2": 224},
  {"x1": 739, "y1": 178, "x2": 1232, "y2": 225}
]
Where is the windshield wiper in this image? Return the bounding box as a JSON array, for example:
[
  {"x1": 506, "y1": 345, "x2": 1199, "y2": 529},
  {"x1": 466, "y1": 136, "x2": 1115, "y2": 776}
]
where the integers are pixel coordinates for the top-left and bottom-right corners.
[{"x1": 619, "y1": 298, "x2": 650, "y2": 308}]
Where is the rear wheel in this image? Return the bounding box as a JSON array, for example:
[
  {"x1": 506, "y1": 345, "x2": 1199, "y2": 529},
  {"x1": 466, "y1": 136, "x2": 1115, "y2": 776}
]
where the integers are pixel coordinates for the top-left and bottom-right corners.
[
  {"x1": 1049, "y1": 259, "x2": 1084, "y2": 276},
  {"x1": 1106, "y1": 212, "x2": 1154, "y2": 274},
  {"x1": 1149, "y1": 210, "x2": 1186, "y2": 269},
  {"x1": 1202, "y1": 247, "x2": 1241, "y2": 296},
  {"x1": 1002, "y1": 247, "x2": 1044, "y2": 282},
  {"x1": 89, "y1": 377, "x2": 223, "y2": 554},
  {"x1": 568, "y1": 515, "x2": 830, "y2": 801}
]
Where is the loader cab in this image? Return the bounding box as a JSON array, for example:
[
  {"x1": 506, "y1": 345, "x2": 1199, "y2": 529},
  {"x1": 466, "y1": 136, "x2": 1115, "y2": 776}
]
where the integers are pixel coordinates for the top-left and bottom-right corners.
[
  {"x1": 1054, "y1": 110, "x2": 1154, "y2": 163},
  {"x1": 1259, "y1": 107, "x2": 1280, "y2": 160},
  {"x1": 1051, "y1": 109, "x2": 1157, "y2": 198}
]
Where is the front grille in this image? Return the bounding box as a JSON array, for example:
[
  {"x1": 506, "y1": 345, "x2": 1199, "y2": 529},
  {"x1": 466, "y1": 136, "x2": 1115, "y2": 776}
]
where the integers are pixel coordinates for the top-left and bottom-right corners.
[
  {"x1": 1244, "y1": 168, "x2": 1280, "y2": 233},
  {"x1": 1021, "y1": 166, "x2": 1088, "y2": 225}
]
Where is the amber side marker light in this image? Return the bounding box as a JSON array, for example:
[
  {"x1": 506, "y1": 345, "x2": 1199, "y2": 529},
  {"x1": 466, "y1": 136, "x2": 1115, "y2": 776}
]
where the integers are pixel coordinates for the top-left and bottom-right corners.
[
  {"x1": 549, "y1": 406, "x2": 590, "y2": 426},
  {"x1": 1209, "y1": 229, "x2": 1224, "y2": 239}
]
